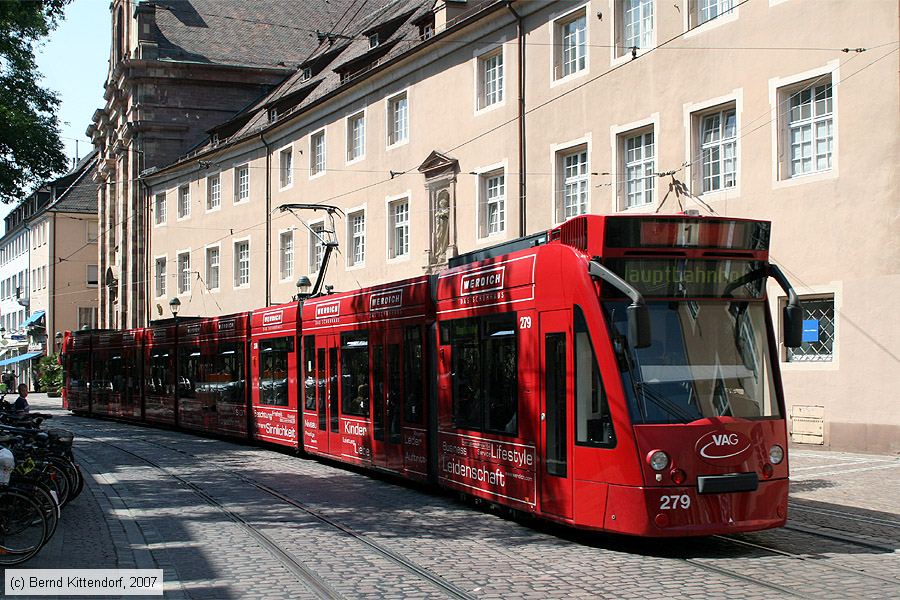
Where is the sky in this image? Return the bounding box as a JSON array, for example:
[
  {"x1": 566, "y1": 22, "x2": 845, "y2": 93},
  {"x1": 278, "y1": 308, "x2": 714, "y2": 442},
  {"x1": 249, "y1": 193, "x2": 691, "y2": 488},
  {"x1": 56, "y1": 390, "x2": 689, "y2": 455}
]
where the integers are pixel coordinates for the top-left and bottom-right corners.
[{"x1": 1, "y1": 0, "x2": 110, "y2": 222}]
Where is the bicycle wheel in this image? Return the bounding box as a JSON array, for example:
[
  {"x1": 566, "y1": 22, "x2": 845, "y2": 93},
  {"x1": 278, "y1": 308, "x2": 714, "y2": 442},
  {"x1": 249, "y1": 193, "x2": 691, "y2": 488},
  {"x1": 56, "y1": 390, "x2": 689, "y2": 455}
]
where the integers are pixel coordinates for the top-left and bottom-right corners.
[
  {"x1": 0, "y1": 488, "x2": 48, "y2": 565},
  {"x1": 10, "y1": 481, "x2": 58, "y2": 542},
  {"x1": 67, "y1": 461, "x2": 84, "y2": 501},
  {"x1": 43, "y1": 459, "x2": 70, "y2": 508}
]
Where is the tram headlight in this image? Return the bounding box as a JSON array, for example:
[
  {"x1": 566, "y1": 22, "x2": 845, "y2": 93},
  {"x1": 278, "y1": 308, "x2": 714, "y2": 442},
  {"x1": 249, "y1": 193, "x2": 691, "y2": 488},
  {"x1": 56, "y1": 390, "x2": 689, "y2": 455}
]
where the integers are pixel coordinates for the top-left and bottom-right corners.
[
  {"x1": 769, "y1": 445, "x2": 784, "y2": 465},
  {"x1": 647, "y1": 450, "x2": 669, "y2": 471}
]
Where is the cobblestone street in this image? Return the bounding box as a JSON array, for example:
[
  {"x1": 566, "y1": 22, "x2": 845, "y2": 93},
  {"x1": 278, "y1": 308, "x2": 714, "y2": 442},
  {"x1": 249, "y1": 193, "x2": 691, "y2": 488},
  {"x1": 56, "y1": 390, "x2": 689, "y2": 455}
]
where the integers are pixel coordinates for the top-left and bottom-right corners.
[{"x1": 6, "y1": 395, "x2": 899, "y2": 599}]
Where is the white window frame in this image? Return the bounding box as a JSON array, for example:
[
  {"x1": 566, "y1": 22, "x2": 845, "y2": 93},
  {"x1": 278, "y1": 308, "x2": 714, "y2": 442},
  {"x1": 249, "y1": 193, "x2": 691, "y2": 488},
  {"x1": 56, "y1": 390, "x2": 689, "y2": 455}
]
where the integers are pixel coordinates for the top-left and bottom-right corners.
[
  {"x1": 347, "y1": 209, "x2": 366, "y2": 268},
  {"x1": 233, "y1": 238, "x2": 251, "y2": 289},
  {"x1": 86, "y1": 264, "x2": 99, "y2": 287},
  {"x1": 682, "y1": 0, "x2": 740, "y2": 36},
  {"x1": 206, "y1": 173, "x2": 221, "y2": 212},
  {"x1": 308, "y1": 219, "x2": 326, "y2": 274},
  {"x1": 154, "y1": 191, "x2": 167, "y2": 226},
  {"x1": 551, "y1": 136, "x2": 592, "y2": 224},
  {"x1": 613, "y1": 0, "x2": 655, "y2": 63},
  {"x1": 279, "y1": 144, "x2": 294, "y2": 190},
  {"x1": 234, "y1": 163, "x2": 250, "y2": 204},
  {"x1": 551, "y1": 3, "x2": 588, "y2": 84},
  {"x1": 154, "y1": 255, "x2": 167, "y2": 298},
  {"x1": 386, "y1": 194, "x2": 411, "y2": 261},
  {"x1": 684, "y1": 92, "x2": 742, "y2": 198},
  {"x1": 279, "y1": 229, "x2": 294, "y2": 282},
  {"x1": 610, "y1": 114, "x2": 659, "y2": 212},
  {"x1": 769, "y1": 62, "x2": 839, "y2": 188},
  {"x1": 474, "y1": 161, "x2": 508, "y2": 241},
  {"x1": 775, "y1": 283, "x2": 841, "y2": 373},
  {"x1": 205, "y1": 244, "x2": 220, "y2": 292},
  {"x1": 177, "y1": 184, "x2": 191, "y2": 220},
  {"x1": 386, "y1": 90, "x2": 409, "y2": 148},
  {"x1": 309, "y1": 128, "x2": 326, "y2": 179},
  {"x1": 77, "y1": 307, "x2": 98, "y2": 330},
  {"x1": 177, "y1": 250, "x2": 191, "y2": 295},
  {"x1": 345, "y1": 110, "x2": 366, "y2": 164},
  {"x1": 86, "y1": 220, "x2": 99, "y2": 243},
  {"x1": 474, "y1": 44, "x2": 506, "y2": 113}
]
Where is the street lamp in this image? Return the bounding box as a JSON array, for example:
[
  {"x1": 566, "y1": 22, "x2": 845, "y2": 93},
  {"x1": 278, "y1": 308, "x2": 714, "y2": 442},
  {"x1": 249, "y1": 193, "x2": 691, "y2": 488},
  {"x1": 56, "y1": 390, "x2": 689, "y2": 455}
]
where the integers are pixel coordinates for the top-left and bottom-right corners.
[
  {"x1": 294, "y1": 275, "x2": 312, "y2": 301},
  {"x1": 169, "y1": 297, "x2": 181, "y2": 426}
]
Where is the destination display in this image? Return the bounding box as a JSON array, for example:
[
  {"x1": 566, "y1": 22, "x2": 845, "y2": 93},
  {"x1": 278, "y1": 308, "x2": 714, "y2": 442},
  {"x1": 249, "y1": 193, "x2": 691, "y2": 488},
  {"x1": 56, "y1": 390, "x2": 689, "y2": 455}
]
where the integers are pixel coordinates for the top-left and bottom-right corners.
[
  {"x1": 604, "y1": 258, "x2": 767, "y2": 299},
  {"x1": 604, "y1": 217, "x2": 771, "y2": 251},
  {"x1": 438, "y1": 432, "x2": 536, "y2": 509}
]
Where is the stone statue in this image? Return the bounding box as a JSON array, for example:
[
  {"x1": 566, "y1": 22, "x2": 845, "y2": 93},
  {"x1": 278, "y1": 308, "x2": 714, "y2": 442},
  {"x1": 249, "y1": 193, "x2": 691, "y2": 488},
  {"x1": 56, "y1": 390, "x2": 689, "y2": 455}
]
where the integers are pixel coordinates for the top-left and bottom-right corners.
[{"x1": 433, "y1": 193, "x2": 450, "y2": 264}]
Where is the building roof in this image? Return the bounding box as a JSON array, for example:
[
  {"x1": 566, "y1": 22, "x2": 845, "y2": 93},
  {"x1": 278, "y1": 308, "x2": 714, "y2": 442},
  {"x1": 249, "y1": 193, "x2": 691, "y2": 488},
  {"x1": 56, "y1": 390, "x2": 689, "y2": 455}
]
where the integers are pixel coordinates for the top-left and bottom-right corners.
[
  {"x1": 144, "y1": 0, "x2": 506, "y2": 177},
  {"x1": 147, "y1": 0, "x2": 398, "y2": 69},
  {"x1": 48, "y1": 154, "x2": 99, "y2": 214}
]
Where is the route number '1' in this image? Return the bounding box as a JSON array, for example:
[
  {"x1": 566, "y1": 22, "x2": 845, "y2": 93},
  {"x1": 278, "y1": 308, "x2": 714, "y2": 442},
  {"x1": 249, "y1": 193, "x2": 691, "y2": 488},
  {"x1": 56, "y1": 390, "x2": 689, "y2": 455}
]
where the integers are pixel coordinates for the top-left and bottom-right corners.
[
  {"x1": 519, "y1": 316, "x2": 532, "y2": 329},
  {"x1": 659, "y1": 494, "x2": 691, "y2": 510}
]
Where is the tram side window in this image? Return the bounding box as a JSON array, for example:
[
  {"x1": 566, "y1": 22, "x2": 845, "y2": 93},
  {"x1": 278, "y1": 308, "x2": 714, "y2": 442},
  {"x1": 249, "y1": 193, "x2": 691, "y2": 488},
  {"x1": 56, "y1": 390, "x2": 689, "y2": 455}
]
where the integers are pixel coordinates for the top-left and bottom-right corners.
[
  {"x1": 178, "y1": 345, "x2": 200, "y2": 398},
  {"x1": 404, "y1": 326, "x2": 423, "y2": 424},
  {"x1": 341, "y1": 331, "x2": 369, "y2": 417},
  {"x1": 148, "y1": 351, "x2": 172, "y2": 394},
  {"x1": 259, "y1": 336, "x2": 293, "y2": 406},
  {"x1": 303, "y1": 337, "x2": 316, "y2": 410},
  {"x1": 574, "y1": 306, "x2": 615, "y2": 448},
  {"x1": 206, "y1": 342, "x2": 244, "y2": 404},
  {"x1": 69, "y1": 355, "x2": 88, "y2": 392},
  {"x1": 108, "y1": 353, "x2": 125, "y2": 393},
  {"x1": 444, "y1": 314, "x2": 518, "y2": 435}
]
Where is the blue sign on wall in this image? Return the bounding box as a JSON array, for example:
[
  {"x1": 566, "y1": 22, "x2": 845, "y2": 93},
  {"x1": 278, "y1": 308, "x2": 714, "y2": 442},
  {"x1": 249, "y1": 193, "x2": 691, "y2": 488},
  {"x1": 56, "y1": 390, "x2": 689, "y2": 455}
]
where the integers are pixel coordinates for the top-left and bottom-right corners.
[{"x1": 802, "y1": 319, "x2": 820, "y2": 343}]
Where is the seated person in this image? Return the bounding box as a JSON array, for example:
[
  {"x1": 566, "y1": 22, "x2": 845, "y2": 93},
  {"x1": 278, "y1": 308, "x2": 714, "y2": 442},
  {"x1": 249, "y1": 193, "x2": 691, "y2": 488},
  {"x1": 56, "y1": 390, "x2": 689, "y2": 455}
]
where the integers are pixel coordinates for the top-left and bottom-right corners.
[{"x1": 13, "y1": 384, "x2": 30, "y2": 413}]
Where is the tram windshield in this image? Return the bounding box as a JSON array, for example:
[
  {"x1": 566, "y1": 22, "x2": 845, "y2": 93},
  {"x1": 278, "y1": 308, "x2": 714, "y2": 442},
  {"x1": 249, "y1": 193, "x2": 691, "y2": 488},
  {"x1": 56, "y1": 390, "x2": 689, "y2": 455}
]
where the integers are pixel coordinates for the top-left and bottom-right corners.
[{"x1": 604, "y1": 300, "x2": 779, "y2": 424}]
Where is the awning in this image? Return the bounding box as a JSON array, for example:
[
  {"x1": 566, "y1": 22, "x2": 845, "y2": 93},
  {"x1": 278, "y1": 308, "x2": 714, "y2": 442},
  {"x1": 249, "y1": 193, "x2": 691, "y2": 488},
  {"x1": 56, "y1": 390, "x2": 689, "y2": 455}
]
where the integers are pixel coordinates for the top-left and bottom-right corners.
[
  {"x1": 0, "y1": 351, "x2": 43, "y2": 367},
  {"x1": 20, "y1": 311, "x2": 45, "y2": 329}
]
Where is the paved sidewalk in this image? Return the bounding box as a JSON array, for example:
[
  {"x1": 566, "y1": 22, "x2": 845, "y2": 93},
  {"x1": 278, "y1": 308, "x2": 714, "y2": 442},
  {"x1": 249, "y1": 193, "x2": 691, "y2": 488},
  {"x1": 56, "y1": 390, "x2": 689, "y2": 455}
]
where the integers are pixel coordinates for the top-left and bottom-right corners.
[{"x1": 4, "y1": 394, "x2": 898, "y2": 599}]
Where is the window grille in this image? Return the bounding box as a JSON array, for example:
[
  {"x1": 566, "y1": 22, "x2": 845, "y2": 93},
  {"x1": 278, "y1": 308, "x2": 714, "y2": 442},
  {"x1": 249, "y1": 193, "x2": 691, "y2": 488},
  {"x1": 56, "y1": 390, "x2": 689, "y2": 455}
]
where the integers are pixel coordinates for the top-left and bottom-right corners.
[{"x1": 787, "y1": 296, "x2": 835, "y2": 362}]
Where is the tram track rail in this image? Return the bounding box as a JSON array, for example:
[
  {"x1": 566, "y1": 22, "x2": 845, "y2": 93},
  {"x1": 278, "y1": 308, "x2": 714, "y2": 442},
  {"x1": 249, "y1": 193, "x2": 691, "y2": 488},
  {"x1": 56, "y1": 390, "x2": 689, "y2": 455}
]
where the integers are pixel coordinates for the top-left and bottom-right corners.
[{"x1": 74, "y1": 424, "x2": 477, "y2": 600}]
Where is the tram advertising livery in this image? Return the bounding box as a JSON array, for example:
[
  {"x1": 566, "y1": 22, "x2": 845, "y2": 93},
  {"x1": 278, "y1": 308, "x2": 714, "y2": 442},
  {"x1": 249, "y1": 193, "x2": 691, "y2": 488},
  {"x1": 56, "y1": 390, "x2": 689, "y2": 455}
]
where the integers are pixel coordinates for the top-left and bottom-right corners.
[{"x1": 62, "y1": 213, "x2": 804, "y2": 537}]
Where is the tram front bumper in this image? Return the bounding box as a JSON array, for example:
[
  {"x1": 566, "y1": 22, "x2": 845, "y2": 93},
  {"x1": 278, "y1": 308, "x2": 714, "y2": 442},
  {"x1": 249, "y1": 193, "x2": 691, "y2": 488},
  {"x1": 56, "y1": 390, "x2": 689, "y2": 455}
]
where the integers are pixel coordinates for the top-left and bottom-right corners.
[{"x1": 602, "y1": 478, "x2": 789, "y2": 537}]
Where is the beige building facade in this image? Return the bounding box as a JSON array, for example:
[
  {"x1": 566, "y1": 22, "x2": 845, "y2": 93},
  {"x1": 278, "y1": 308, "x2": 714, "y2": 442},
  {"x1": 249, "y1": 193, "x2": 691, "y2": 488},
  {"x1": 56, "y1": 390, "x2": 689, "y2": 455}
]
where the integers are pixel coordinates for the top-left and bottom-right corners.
[{"x1": 140, "y1": 0, "x2": 898, "y2": 453}]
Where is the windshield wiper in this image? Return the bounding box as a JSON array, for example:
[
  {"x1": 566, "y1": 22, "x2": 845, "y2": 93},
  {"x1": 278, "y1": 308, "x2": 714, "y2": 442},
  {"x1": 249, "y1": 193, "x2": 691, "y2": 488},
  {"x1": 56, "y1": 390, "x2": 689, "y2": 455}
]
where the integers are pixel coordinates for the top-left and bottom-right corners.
[{"x1": 632, "y1": 381, "x2": 702, "y2": 424}]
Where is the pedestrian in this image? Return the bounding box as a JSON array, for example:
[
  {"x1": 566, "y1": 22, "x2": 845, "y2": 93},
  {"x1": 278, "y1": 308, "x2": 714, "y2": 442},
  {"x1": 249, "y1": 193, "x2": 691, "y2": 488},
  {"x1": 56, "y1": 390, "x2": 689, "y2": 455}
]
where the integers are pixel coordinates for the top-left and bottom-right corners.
[{"x1": 13, "y1": 383, "x2": 30, "y2": 413}]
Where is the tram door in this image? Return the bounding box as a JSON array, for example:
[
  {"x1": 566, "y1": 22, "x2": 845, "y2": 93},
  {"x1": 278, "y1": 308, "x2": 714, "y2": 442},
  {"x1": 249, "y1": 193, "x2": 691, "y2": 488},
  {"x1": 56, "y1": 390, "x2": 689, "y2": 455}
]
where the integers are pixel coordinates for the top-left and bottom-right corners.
[
  {"x1": 314, "y1": 335, "x2": 341, "y2": 455},
  {"x1": 371, "y1": 330, "x2": 404, "y2": 470},
  {"x1": 539, "y1": 310, "x2": 574, "y2": 519}
]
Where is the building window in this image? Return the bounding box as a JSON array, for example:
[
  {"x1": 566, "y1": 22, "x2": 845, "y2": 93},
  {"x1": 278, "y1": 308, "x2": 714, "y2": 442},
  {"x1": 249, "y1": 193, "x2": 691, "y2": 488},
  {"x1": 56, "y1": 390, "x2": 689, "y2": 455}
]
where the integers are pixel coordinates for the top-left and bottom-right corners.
[
  {"x1": 480, "y1": 171, "x2": 505, "y2": 237},
  {"x1": 301, "y1": 66, "x2": 312, "y2": 81},
  {"x1": 557, "y1": 148, "x2": 588, "y2": 222},
  {"x1": 178, "y1": 184, "x2": 191, "y2": 218},
  {"x1": 78, "y1": 307, "x2": 98, "y2": 330},
  {"x1": 621, "y1": 0, "x2": 653, "y2": 55},
  {"x1": 279, "y1": 146, "x2": 293, "y2": 188},
  {"x1": 348, "y1": 211, "x2": 365, "y2": 266},
  {"x1": 555, "y1": 8, "x2": 587, "y2": 79},
  {"x1": 347, "y1": 112, "x2": 365, "y2": 162},
  {"x1": 234, "y1": 241, "x2": 249, "y2": 287},
  {"x1": 699, "y1": 107, "x2": 737, "y2": 193},
  {"x1": 310, "y1": 130, "x2": 326, "y2": 176},
  {"x1": 478, "y1": 49, "x2": 504, "y2": 109},
  {"x1": 623, "y1": 130, "x2": 655, "y2": 209},
  {"x1": 178, "y1": 252, "x2": 191, "y2": 294},
  {"x1": 309, "y1": 223, "x2": 325, "y2": 272},
  {"x1": 87, "y1": 221, "x2": 99, "y2": 242},
  {"x1": 154, "y1": 192, "x2": 166, "y2": 224},
  {"x1": 87, "y1": 264, "x2": 98, "y2": 287},
  {"x1": 387, "y1": 92, "x2": 408, "y2": 146},
  {"x1": 786, "y1": 295, "x2": 835, "y2": 362},
  {"x1": 420, "y1": 20, "x2": 434, "y2": 40},
  {"x1": 785, "y1": 80, "x2": 833, "y2": 178},
  {"x1": 205, "y1": 247, "x2": 220, "y2": 290},
  {"x1": 279, "y1": 231, "x2": 294, "y2": 280},
  {"x1": 206, "y1": 174, "x2": 220, "y2": 210},
  {"x1": 388, "y1": 199, "x2": 409, "y2": 258},
  {"x1": 368, "y1": 33, "x2": 379, "y2": 48},
  {"x1": 698, "y1": 0, "x2": 734, "y2": 25},
  {"x1": 155, "y1": 257, "x2": 167, "y2": 297},
  {"x1": 234, "y1": 165, "x2": 250, "y2": 203}
]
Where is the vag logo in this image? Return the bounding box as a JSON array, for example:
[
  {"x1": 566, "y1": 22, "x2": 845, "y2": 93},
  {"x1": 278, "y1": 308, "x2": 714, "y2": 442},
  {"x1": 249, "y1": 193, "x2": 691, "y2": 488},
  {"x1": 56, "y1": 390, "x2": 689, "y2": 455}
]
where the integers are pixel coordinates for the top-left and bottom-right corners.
[{"x1": 695, "y1": 431, "x2": 751, "y2": 462}]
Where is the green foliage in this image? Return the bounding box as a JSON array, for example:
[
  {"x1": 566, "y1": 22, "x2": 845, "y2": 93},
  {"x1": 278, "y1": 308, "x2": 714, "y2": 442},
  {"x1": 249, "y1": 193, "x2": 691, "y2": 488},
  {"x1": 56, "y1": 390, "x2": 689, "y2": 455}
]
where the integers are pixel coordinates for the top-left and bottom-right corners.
[
  {"x1": 0, "y1": 0, "x2": 71, "y2": 202},
  {"x1": 36, "y1": 353, "x2": 63, "y2": 396}
]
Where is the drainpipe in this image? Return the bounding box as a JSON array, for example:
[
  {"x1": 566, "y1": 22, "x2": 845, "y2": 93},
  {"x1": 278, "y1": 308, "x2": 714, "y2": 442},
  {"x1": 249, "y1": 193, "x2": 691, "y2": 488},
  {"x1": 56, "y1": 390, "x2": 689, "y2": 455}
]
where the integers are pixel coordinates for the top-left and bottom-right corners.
[
  {"x1": 260, "y1": 132, "x2": 272, "y2": 306},
  {"x1": 506, "y1": 1, "x2": 527, "y2": 237}
]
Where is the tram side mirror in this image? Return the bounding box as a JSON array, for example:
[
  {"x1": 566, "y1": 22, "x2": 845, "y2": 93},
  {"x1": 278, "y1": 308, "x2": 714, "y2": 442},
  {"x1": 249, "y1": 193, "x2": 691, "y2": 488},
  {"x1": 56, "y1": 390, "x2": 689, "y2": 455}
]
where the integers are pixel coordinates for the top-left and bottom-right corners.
[
  {"x1": 783, "y1": 303, "x2": 803, "y2": 348},
  {"x1": 627, "y1": 303, "x2": 651, "y2": 349}
]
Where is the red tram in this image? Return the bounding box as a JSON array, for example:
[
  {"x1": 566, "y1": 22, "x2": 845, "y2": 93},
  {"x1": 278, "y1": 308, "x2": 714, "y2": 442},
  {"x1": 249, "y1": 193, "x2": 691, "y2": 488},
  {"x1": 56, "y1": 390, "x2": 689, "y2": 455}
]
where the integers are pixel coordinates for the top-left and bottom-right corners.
[{"x1": 62, "y1": 213, "x2": 802, "y2": 537}]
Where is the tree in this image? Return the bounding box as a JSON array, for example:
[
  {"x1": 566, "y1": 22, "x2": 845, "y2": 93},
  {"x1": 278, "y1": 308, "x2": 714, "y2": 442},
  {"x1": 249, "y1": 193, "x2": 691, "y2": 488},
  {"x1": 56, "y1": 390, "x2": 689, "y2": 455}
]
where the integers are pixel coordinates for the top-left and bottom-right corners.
[{"x1": 0, "y1": 0, "x2": 71, "y2": 202}]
